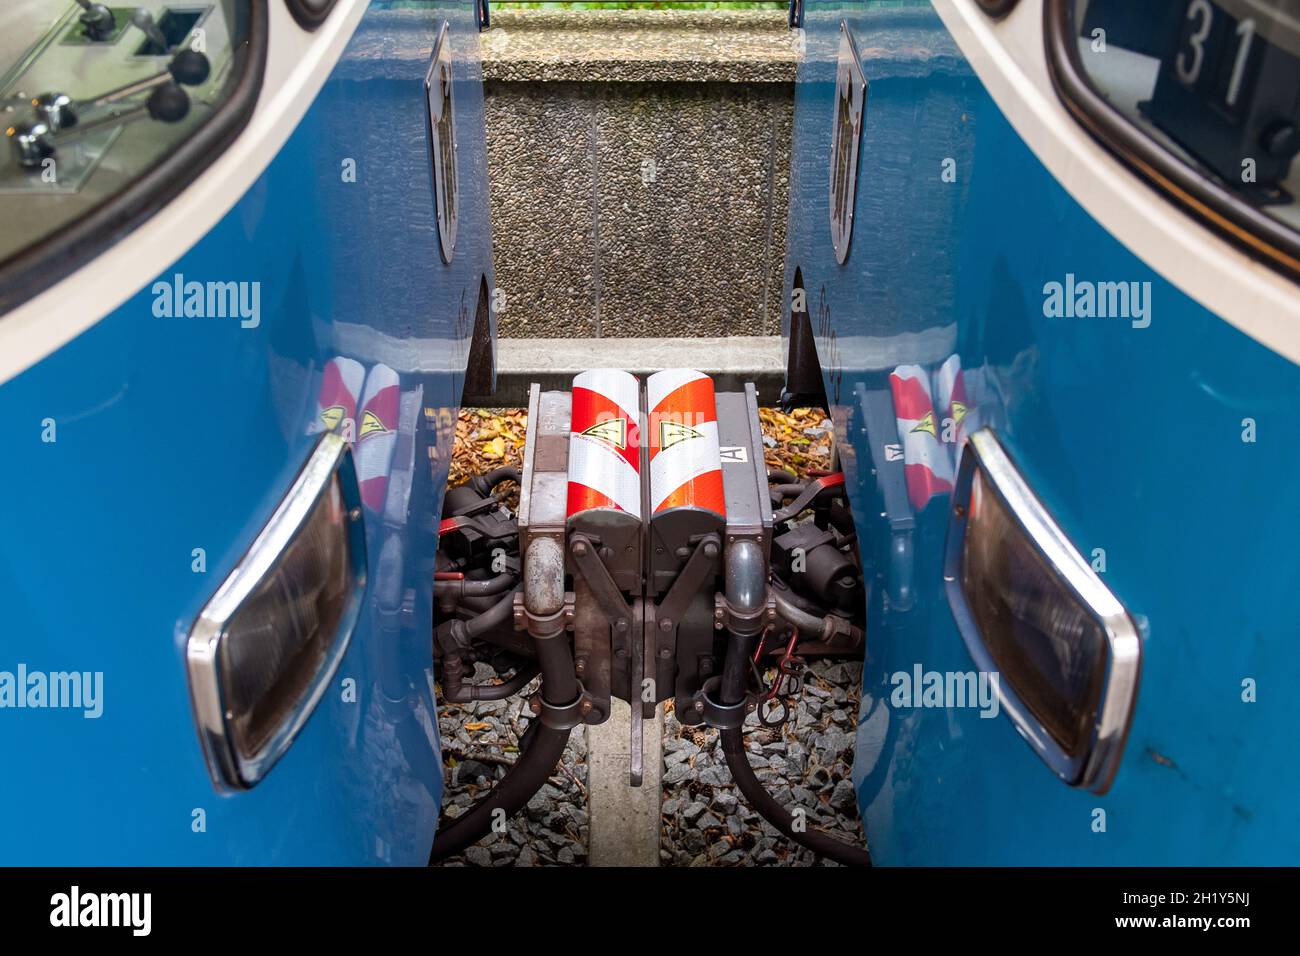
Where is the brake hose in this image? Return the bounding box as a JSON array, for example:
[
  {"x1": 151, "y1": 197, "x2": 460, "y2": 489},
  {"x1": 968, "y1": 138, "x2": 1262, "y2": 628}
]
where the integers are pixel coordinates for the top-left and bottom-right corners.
[
  {"x1": 429, "y1": 720, "x2": 572, "y2": 861},
  {"x1": 719, "y1": 726, "x2": 872, "y2": 867},
  {"x1": 717, "y1": 593, "x2": 872, "y2": 868},
  {"x1": 430, "y1": 543, "x2": 575, "y2": 863}
]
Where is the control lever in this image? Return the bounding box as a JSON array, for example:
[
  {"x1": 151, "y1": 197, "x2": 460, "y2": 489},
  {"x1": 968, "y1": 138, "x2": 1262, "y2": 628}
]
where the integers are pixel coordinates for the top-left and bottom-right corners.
[
  {"x1": 75, "y1": 1, "x2": 116, "y2": 42},
  {"x1": 8, "y1": 84, "x2": 191, "y2": 168},
  {"x1": 62, "y1": 82, "x2": 192, "y2": 138},
  {"x1": 7, "y1": 49, "x2": 209, "y2": 168},
  {"x1": 90, "y1": 49, "x2": 210, "y2": 109},
  {"x1": 130, "y1": 9, "x2": 172, "y2": 54},
  {"x1": 32, "y1": 93, "x2": 76, "y2": 134}
]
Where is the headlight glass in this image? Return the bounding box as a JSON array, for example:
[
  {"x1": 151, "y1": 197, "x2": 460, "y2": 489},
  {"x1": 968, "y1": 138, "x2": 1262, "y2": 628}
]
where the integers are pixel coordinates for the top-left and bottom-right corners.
[
  {"x1": 962, "y1": 468, "x2": 1108, "y2": 758},
  {"x1": 219, "y1": 475, "x2": 354, "y2": 760},
  {"x1": 945, "y1": 428, "x2": 1141, "y2": 793},
  {"x1": 187, "y1": 432, "x2": 366, "y2": 790}
]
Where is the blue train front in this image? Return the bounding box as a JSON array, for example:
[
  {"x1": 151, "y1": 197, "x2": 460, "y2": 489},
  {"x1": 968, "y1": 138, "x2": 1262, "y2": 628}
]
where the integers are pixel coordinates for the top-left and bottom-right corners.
[
  {"x1": 0, "y1": 0, "x2": 495, "y2": 864},
  {"x1": 783, "y1": 0, "x2": 1300, "y2": 864}
]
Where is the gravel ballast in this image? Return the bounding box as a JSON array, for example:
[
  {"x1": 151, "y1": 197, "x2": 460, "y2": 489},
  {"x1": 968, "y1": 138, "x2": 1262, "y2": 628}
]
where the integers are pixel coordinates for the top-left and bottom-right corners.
[
  {"x1": 434, "y1": 659, "x2": 866, "y2": 867},
  {"x1": 436, "y1": 667, "x2": 589, "y2": 867},
  {"x1": 659, "y1": 659, "x2": 866, "y2": 867}
]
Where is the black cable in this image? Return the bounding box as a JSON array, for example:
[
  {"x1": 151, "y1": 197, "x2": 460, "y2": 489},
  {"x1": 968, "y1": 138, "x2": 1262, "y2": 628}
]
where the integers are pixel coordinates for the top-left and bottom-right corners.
[
  {"x1": 469, "y1": 466, "x2": 521, "y2": 497},
  {"x1": 464, "y1": 586, "x2": 517, "y2": 638},
  {"x1": 444, "y1": 664, "x2": 538, "y2": 703},
  {"x1": 429, "y1": 579, "x2": 575, "y2": 862},
  {"x1": 429, "y1": 720, "x2": 572, "y2": 861},
  {"x1": 435, "y1": 571, "x2": 518, "y2": 600},
  {"x1": 716, "y1": 621, "x2": 872, "y2": 867},
  {"x1": 721, "y1": 725, "x2": 872, "y2": 867}
]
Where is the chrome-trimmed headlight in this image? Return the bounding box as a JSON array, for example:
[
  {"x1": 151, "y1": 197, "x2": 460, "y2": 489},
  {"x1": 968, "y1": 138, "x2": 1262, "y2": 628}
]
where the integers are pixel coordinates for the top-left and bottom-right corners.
[
  {"x1": 186, "y1": 432, "x2": 367, "y2": 791},
  {"x1": 944, "y1": 428, "x2": 1141, "y2": 794}
]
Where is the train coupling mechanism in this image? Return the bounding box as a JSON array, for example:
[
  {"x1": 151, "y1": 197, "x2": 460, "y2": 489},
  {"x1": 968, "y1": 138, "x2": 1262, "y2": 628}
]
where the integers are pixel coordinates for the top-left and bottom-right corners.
[{"x1": 431, "y1": 370, "x2": 869, "y2": 865}]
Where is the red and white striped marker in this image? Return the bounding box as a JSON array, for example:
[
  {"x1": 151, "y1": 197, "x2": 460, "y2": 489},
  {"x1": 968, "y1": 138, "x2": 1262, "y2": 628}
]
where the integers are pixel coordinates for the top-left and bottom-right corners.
[
  {"x1": 932, "y1": 354, "x2": 978, "y2": 473},
  {"x1": 356, "y1": 363, "x2": 400, "y2": 512},
  {"x1": 646, "y1": 368, "x2": 725, "y2": 518},
  {"x1": 311, "y1": 356, "x2": 365, "y2": 438},
  {"x1": 567, "y1": 369, "x2": 642, "y2": 519},
  {"x1": 890, "y1": 364, "x2": 952, "y2": 510}
]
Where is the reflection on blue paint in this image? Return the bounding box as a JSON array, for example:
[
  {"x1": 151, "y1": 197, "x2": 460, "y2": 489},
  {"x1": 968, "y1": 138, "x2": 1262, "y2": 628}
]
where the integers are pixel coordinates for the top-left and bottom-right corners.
[
  {"x1": 0, "y1": 2, "x2": 493, "y2": 865},
  {"x1": 787, "y1": 1, "x2": 1300, "y2": 865}
]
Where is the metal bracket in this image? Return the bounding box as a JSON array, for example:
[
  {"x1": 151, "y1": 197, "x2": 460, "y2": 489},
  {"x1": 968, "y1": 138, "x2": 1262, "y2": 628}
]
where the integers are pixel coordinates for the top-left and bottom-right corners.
[
  {"x1": 569, "y1": 534, "x2": 634, "y2": 635},
  {"x1": 653, "y1": 535, "x2": 721, "y2": 732},
  {"x1": 569, "y1": 533, "x2": 642, "y2": 783},
  {"x1": 657, "y1": 534, "x2": 721, "y2": 626},
  {"x1": 694, "y1": 676, "x2": 752, "y2": 730},
  {"x1": 715, "y1": 586, "x2": 777, "y2": 625},
  {"x1": 530, "y1": 684, "x2": 593, "y2": 731}
]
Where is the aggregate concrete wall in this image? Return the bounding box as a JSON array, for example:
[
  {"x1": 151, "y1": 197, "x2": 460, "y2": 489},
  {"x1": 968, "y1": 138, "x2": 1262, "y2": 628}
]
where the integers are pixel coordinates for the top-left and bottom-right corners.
[{"x1": 481, "y1": 11, "x2": 799, "y2": 339}]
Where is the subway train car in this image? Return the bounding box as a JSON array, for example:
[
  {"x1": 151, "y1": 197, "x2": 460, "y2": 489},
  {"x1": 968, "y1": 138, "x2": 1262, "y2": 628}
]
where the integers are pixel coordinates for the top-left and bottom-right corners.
[
  {"x1": 783, "y1": 0, "x2": 1300, "y2": 864},
  {"x1": 0, "y1": 0, "x2": 495, "y2": 864}
]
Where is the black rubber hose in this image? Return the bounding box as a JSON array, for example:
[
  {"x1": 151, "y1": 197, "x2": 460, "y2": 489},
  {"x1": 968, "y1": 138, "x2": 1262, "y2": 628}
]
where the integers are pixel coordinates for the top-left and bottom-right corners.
[
  {"x1": 716, "y1": 584, "x2": 873, "y2": 868},
  {"x1": 719, "y1": 630, "x2": 753, "y2": 704},
  {"x1": 429, "y1": 720, "x2": 572, "y2": 861},
  {"x1": 770, "y1": 574, "x2": 831, "y2": 617},
  {"x1": 483, "y1": 466, "x2": 521, "y2": 489},
  {"x1": 465, "y1": 665, "x2": 538, "y2": 701},
  {"x1": 720, "y1": 726, "x2": 873, "y2": 867},
  {"x1": 468, "y1": 466, "x2": 522, "y2": 497},
  {"x1": 464, "y1": 586, "x2": 517, "y2": 638},
  {"x1": 772, "y1": 591, "x2": 864, "y2": 647},
  {"x1": 432, "y1": 589, "x2": 524, "y2": 670},
  {"x1": 435, "y1": 571, "x2": 518, "y2": 600},
  {"x1": 769, "y1": 482, "x2": 807, "y2": 504},
  {"x1": 454, "y1": 593, "x2": 503, "y2": 613},
  {"x1": 445, "y1": 664, "x2": 538, "y2": 703},
  {"x1": 534, "y1": 635, "x2": 579, "y2": 705},
  {"x1": 429, "y1": 584, "x2": 575, "y2": 862}
]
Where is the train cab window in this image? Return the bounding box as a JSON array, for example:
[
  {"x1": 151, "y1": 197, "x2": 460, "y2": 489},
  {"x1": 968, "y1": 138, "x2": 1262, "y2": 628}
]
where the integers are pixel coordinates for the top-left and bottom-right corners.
[
  {"x1": 0, "y1": 1, "x2": 263, "y2": 314},
  {"x1": 1048, "y1": 0, "x2": 1300, "y2": 277}
]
